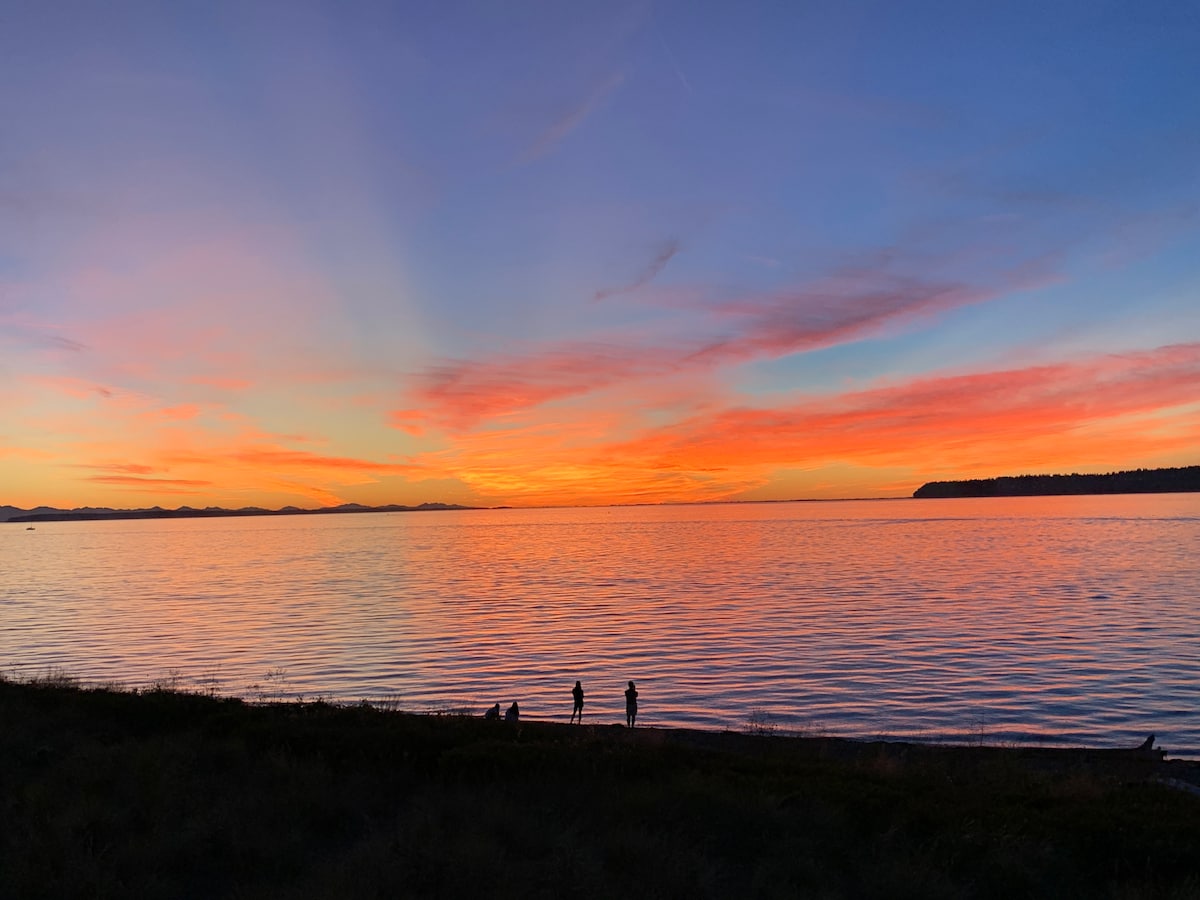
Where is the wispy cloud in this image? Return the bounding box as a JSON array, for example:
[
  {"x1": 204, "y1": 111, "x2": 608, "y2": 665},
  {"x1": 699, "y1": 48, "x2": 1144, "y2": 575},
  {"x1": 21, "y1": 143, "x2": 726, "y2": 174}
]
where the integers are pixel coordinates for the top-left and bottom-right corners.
[
  {"x1": 658, "y1": 34, "x2": 693, "y2": 95},
  {"x1": 83, "y1": 474, "x2": 213, "y2": 490},
  {"x1": 593, "y1": 239, "x2": 681, "y2": 301},
  {"x1": 221, "y1": 446, "x2": 419, "y2": 475},
  {"x1": 402, "y1": 266, "x2": 1012, "y2": 430},
  {"x1": 27, "y1": 375, "x2": 121, "y2": 401},
  {"x1": 522, "y1": 71, "x2": 625, "y2": 162},
  {"x1": 0, "y1": 315, "x2": 90, "y2": 354},
  {"x1": 408, "y1": 341, "x2": 660, "y2": 430},
  {"x1": 44, "y1": 334, "x2": 88, "y2": 352},
  {"x1": 138, "y1": 404, "x2": 201, "y2": 422},
  {"x1": 73, "y1": 463, "x2": 159, "y2": 475}
]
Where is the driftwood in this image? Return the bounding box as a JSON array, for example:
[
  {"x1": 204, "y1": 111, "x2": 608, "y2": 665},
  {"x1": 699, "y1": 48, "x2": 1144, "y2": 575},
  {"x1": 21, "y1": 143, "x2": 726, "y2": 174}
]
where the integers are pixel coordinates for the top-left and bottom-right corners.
[{"x1": 1131, "y1": 734, "x2": 1166, "y2": 761}]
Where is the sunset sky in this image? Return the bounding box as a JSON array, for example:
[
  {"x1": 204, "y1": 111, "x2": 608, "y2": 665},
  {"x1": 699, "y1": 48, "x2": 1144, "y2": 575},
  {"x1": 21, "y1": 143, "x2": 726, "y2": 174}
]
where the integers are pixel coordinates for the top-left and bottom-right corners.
[{"x1": 2, "y1": 1, "x2": 1198, "y2": 510}]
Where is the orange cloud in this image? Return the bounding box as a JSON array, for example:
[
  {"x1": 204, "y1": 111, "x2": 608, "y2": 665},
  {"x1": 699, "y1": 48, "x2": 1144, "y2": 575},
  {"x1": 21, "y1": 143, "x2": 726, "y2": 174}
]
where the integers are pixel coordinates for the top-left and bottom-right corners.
[
  {"x1": 139, "y1": 404, "x2": 201, "y2": 422},
  {"x1": 606, "y1": 343, "x2": 1200, "y2": 470},
  {"x1": 40, "y1": 438, "x2": 432, "y2": 509},
  {"x1": 222, "y1": 446, "x2": 420, "y2": 475},
  {"x1": 73, "y1": 463, "x2": 159, "y2": 475},
  {"x1": 402, "y1": 343, "x2": 1200, "y2": 505},
  {"x1": 262, "y1": 480, "x2": 349, "y2": 507},
  {"x1": 84, "y1": 475, "x2": 213, "y2": 490},
  {"x1": 187, "y1": 376, "x2": 252, "y2": 391},
  {"x1": 11, "y1": 374, "x2": 430, "y2": 507}
]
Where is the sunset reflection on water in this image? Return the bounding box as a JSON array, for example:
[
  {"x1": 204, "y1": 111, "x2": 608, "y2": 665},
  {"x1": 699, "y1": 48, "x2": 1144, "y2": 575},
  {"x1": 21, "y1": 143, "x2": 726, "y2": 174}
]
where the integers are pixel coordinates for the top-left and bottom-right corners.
[{"x1": 3, "y1": 494, "x2": 1198, "y2": 754}]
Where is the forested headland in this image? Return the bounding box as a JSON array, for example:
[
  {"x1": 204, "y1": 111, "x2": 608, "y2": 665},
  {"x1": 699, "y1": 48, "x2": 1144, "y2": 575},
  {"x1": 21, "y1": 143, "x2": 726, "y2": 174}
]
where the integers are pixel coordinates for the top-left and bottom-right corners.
[{"x1": 914, "y1": 465, "x2": 1200, "y2": 499}]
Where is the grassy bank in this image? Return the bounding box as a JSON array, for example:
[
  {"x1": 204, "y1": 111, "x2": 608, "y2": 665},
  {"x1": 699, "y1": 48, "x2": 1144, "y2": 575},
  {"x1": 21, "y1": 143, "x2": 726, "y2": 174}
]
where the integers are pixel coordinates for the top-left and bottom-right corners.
[{"x1": 3, "y1": 676, "x2": 1199, "y2": 899}]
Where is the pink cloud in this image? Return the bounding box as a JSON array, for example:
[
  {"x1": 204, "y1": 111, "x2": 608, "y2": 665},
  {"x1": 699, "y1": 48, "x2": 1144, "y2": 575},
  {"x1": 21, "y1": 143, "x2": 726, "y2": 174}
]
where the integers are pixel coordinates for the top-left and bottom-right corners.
[
  {"x1": 401, "y1": 268, "x2": 1012, "y2": 431},
  {"x1": 409, "y1": 341, "x2": 663, "y2": 430},
  {"x1": 33, "y1": 230, "x2": 363, "y2": 407},
  {"x1": 27, "y1": 375, "x2": 119, "y2": 401}
]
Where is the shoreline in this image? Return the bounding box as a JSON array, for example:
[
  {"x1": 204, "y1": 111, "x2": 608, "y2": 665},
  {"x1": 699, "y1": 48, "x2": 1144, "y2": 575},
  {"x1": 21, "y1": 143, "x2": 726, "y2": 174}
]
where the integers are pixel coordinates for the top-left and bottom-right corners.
[
  {"x1": 6, "y1": 675, "x2": 1200, "y2": 896},
  {"x1": 8, "y1": 667, "x2": 1198, "y2": 764},
  {"x1": 8, "y1": 474, "x2": 1199, "y2": 524},
  {"x1": 7, "y1": 672, "x2": 1198, "y2": 777}
]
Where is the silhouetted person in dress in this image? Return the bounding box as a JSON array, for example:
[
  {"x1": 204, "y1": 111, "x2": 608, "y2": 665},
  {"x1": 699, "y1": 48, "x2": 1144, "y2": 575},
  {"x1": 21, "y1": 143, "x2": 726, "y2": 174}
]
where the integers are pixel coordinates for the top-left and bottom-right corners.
[
  {"x1": 484, "y1": 703, "x2": 500, "y2": 721},
  {"x1": 625, "y1": 680, "x2": 638, "y2": 728},
  {"x1": 505, "y1": 701, "x2": 519, "y2": 722},
  {"x1": 571, "y1": 680, "x2": 584, "y2": 723}
]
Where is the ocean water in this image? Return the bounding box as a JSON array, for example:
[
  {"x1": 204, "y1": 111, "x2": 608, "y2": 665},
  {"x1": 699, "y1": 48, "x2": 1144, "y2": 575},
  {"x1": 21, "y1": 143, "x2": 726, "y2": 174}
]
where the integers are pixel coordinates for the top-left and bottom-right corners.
[{"x1": 3, "y1": 494, "x2": 1198, "y2": 755}]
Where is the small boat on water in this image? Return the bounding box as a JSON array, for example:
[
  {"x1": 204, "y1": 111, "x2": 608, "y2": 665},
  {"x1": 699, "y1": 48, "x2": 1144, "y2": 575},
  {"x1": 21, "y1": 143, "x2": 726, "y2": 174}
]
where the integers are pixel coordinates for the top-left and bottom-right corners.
[{"x1": 26, "y1": 526, "x2": 35, "y2": 530}]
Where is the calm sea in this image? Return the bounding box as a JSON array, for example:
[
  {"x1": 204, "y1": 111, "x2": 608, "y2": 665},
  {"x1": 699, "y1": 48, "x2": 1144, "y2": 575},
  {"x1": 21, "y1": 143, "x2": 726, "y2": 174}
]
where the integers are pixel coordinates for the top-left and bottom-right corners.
[{"x1": 3, "y1": 495, "x2": 1198, "y2": 754}]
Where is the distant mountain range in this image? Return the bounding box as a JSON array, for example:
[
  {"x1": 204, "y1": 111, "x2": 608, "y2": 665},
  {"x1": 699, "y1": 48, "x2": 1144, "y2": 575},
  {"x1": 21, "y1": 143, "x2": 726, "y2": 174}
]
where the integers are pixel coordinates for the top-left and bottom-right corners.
[
  {"x1": 1, "y1": 502, "x2": 476, "y2": 524},
  {"x1": 913, "y1": 465, "x2": 1200, "y2": 499},
  {"x1": 9, "y1": 466, "x2": 1196, "y2": 520}
]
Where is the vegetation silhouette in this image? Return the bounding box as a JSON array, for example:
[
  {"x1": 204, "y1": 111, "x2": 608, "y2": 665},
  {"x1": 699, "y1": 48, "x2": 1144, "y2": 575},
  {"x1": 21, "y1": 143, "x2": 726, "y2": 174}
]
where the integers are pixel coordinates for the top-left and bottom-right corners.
[
  {"x1": 4, "y1": 675, "x2": 1199, "y2": 899},
  {"x1": 914, "y1": 465, "x2": 1200, "y2": 498}
]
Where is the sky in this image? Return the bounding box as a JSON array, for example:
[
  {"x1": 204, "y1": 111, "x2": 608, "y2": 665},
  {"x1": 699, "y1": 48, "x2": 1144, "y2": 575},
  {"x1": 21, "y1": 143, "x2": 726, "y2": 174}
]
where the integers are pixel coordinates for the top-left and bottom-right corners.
[{"x1": 2, "y1": 1, "x2": 1198, "y2": 510}]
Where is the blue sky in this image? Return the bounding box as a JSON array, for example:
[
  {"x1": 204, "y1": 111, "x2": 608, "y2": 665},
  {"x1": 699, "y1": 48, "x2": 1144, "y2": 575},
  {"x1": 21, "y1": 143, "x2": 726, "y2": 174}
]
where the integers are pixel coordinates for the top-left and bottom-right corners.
[{"x1": 2, "y1": 1, "x2": 1197, "y2": 508}]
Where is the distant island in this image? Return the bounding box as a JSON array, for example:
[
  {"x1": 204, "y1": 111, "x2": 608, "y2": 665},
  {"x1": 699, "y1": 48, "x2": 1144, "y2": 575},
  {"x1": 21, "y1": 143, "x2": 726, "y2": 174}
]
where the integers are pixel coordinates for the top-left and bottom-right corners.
[
  {"x1": 914, "y1": 465, "x2": 1200, "y2": 499},
  {"x1": 1, "y1": 502, "x2": 477, "y2": 524}
]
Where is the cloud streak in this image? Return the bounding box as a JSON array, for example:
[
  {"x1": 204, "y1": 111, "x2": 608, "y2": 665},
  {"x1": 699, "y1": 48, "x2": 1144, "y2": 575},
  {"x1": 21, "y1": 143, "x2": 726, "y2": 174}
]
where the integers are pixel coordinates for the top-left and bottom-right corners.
[
  {"x1": 403, "y1": 266, "x2": 1008, "y2": 430},
  {"x1": 593, "y1": 239, "x2": 681, "y2": 301},
  {"x1": 84, "y1": 474, "x2": 213, "y2": 490},
  {"x1": 522, "y1": 71, "x2": 625, "y2": 162},
  {"x1": 399, "y1": 343, "x2": 1200, "y2": 505},
  {"x1": 611, "y1": 342, "x2": 1200, "y2": 472}
]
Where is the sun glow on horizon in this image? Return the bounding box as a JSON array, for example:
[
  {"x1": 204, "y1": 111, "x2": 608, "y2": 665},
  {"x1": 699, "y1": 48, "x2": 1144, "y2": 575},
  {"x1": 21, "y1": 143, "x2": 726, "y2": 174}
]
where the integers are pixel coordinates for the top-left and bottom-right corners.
[{"x1": 3, "y1": 4, "x2": 1199, "y2": 510}]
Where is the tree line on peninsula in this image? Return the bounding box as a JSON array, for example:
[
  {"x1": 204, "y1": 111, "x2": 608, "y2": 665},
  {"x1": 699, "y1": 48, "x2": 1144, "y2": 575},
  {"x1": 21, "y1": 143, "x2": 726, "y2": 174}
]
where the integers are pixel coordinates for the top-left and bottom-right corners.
[{"x1": 913, "y1": 465, "x2": 1200, "y2": 499}]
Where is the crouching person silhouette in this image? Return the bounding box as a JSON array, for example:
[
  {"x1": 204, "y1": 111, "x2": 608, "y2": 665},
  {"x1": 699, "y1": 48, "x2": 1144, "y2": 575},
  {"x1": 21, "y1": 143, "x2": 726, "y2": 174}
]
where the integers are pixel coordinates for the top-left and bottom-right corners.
[{"x1": 484, "y1": 703, "x2": 500, "y2": 721}]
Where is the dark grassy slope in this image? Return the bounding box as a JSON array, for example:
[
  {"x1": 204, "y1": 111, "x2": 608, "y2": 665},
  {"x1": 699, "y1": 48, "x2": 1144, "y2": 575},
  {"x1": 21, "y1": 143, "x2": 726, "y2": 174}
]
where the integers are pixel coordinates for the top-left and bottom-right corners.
[{"x1": 3, "y1": 679, "x2": 1199, "y2": 899}]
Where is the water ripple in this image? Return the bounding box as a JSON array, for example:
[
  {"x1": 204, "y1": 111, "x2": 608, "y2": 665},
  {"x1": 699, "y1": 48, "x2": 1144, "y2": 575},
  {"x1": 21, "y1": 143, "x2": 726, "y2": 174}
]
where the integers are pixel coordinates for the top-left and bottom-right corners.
[{"x1": 2, "y1": 494, "x2": 1199, "y2": 755}]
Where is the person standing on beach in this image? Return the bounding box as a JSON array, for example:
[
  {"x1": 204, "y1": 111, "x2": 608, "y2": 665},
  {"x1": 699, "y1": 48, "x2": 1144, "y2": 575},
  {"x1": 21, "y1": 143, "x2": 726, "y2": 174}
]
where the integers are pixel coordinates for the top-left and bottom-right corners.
[
  {"x1": 570, "y1": 680, "x2": 584, "y2": 723},
  {"x1": 625, "y1": 680, "x2": 638, "y2": 728},
  {"x1": 505, "y1": 701, "x2": 519, "y2": 722}
]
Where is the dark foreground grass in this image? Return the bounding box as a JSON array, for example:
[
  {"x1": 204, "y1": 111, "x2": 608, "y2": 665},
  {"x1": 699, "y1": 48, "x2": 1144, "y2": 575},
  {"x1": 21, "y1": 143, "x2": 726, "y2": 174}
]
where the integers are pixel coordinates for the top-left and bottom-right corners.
[{"x1": 3, "y1": 677, "x2": 1199, "y2": 899}]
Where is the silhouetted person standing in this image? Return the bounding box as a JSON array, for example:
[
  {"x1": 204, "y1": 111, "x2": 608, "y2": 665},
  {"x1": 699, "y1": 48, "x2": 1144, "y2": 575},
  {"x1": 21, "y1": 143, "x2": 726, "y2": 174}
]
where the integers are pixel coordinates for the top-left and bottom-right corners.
[
  {"x1": 571, "y1": 680, "x2": 584, "y2": 723},
  {"x1": 505, "y1": 701, "x2": 519, "y2": 722},
  {"x1": 625, "y1": 680, "x2": 638, "y2": 728}
]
